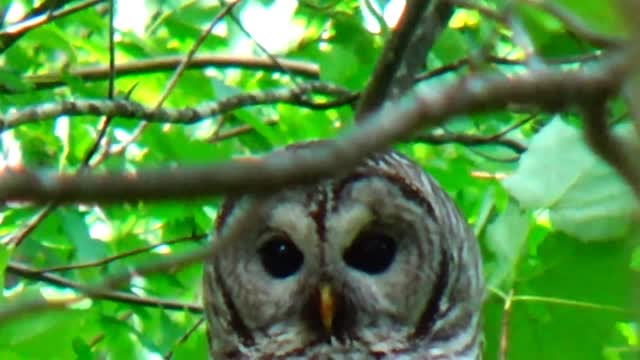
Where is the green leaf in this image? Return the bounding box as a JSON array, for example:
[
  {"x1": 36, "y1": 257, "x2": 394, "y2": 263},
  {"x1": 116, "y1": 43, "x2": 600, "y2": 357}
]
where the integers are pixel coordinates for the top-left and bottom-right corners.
[
  {"x1": 431, "y1": 27, "x2": 468, "y2": 66},
  {"x1": 484, "y1": 232, "x2": 634, "y2": 359},
  {"x1": 172, "y1": 324, "x2": 208, "y2": 360},
  {"x1": 0, "y1": 243, "x2": 9, "y2": 290},
  {"x1": 0, "y1": 308, "x2": 99, "y2": 359},
  {"x1": 485, "y1": 200, "x2": 530, "y2": 288},
  {"x1": 72, "y1": 337, "x2": 95, "y2": 360},
  {"x1": 631, "y1": 246, "x2": 640, "y2": 272},
  {"x1": 554, "y1": 0, "x2": 627, "y2": 38},
  {"x1": 515, "y1": 3, "x2": 591, "y2": 59},
  {"x1": 58, "y1": 209, "x2": 108, "y2": 263},
  {"x1": 100, "y1": 314, "x2": 140, "y2": 358},
  {"x1": 502, "y1": 118, "x2": 638, "y2": 241},
  {"x1": 0, "y1": 68, "x2": 33, "y2": 92},
  {"x1": 319, "y1": 16, "x2": 378, "y2": 89}
]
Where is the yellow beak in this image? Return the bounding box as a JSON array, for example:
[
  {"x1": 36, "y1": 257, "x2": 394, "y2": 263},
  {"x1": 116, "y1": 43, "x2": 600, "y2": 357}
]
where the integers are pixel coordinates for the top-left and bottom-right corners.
[{"x1": 319, "y1": 283, "x2": 336, "y2": 333}]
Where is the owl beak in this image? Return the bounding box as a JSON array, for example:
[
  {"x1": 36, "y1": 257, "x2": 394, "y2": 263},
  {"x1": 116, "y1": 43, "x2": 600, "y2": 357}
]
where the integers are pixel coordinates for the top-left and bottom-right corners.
[{"x1": 319, "y1": 283, "x2": 336, "y2": 333}]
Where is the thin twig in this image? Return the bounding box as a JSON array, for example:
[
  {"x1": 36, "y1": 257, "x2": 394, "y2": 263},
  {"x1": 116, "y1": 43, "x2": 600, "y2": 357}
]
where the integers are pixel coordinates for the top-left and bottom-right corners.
[
  {"x1": 2, "y1": 195, "x2": 259, "y2": 323},
  {"x1": 164, "y1": 317, "x2": 206, "y2": 359},
  {"x1": 17, "y1": 55, "x2": 318, "y2": 93},
  {"x1": 0, "y1": 0, "x2": 105, "y2": 52},
  {"x1": 413, "y1": 131, "x2": 527, "y2": 153},
  {"x1": 88, "y1": 311, "x2": 133, "y2": 348},
  {"x1": 2, "y1": 205, "x2": 54, "y2": 247},
  {"x1": 81, "y1": 0, "x2": 117, "y2": 166},
  {"x1": 511, "y1": 295, "x2": 637, "y2": 314},
  {"x1": 110, "y1": 0, "x2": 240, "y2": 160},
  {"x1": 225, "y1": 5, "x2": 302, "y2": 88},
  {"x1": 5, "y1": 261, "x2": 203, "y2": 314},
  {"x1": 37, "y1": 233, "x2": 206, "y2": 273},
  {"x1": 209, "y1": 117, "x2": 527, "y2": 154},
  {"x1": 499, "y1": 289, "x2": 514, "y2": 360},
  {"x1": 5, "y1": 0, "x2": 117, "y2": 251},
  {"x1": 156, "y1": 1, "x2": 240, "y2": 108}
]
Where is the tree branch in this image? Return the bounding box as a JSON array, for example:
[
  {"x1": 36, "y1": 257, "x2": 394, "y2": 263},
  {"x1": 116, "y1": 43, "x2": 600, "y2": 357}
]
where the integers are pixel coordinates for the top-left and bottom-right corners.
[
  {"x1": 164, "y1": 317, "x2": 206, "y2": 359},
  {"x1": 0, "y1": 82, "x2": 353, "y2": 130},
  {"x1": 0, "y1": 53, "x2": 629, "y2": 203},
  {"x1": 6, "y1": 261, "x2": 203, "y2": 313},
  {"x1": 412, "y1": 131, "x2": 527, "y2": 153},
  {"x1": 37, "y1": 233, "x2": 206, "y2": 273},
  {"x1": 0, "y1": 0, "x2": 104, "y2": 52},
  {"x1": 582, "y1": 101, "x2": 640, "y2": 199},
  {"x1": 354, "y1": 0, "x2": 433, "y2": 119},
  {"x1": 210, "y1": 117, "x2": 528, "y2": 154},
  {"x1": 15, "y1": 55, "x2": 319, "y2": 93},
  {"x1": 499, "y1": 290, "x2": 514, "y2": 360}
]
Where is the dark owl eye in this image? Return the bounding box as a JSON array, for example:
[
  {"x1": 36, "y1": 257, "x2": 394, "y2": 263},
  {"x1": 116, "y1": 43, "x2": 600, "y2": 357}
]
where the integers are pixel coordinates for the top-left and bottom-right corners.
[
  {"x1": 258, "y1": 233, "x2": 304, "y2": 279},
  {"x1": 343, "y1": 230, "x2": 396, "y2": 274}
]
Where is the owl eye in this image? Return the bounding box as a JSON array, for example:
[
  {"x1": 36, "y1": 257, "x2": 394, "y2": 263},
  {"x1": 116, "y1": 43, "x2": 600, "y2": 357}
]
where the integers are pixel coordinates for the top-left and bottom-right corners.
[
  {"x1": 343, "y1": 230, "x2": 396, "y2": 274},
  {"x1": 258, "y1": 234, "x2": 304, "y2": 279}
]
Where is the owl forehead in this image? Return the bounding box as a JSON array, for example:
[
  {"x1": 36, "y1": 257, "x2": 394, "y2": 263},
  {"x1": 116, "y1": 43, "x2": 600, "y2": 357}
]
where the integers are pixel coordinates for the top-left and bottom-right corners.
[{"x1": 217, "y1": 158, "x2": 434, "y2": 244}]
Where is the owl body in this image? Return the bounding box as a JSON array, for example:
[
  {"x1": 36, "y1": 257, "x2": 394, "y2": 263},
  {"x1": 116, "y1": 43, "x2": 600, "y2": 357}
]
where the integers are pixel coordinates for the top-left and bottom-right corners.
[{"x1": 203, "y1": 149, "x2": 483, "y2": 359}]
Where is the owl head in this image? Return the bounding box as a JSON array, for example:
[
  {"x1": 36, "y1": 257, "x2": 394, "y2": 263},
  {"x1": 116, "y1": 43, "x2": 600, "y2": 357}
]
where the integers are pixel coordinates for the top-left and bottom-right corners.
[{"x1": 203, "y1": 149, "x2": 483, "y2": 359}]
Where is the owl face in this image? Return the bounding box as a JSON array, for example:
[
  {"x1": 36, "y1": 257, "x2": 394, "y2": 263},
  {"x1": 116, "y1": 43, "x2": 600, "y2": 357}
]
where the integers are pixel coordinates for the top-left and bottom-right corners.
[{"x1": 203, "y1": 151, "x2": 483, "y2": 359}]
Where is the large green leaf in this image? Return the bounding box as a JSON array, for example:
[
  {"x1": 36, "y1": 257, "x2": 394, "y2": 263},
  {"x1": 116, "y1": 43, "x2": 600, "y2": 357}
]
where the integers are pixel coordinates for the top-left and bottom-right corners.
[
  {"x1": 483, "y1": 232, "x2": 634, "y2": 359},
  {"x1": 502, "y1": 118, "x2": 638, "y2": 241},
  {"x1": 0, "y1": 305, "x2": 99, "y2": 359}
]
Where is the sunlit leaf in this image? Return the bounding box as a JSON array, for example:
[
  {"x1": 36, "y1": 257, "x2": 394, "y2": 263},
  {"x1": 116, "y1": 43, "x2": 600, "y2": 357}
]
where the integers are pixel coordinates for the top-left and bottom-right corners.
[{"x1": 502, "y1": 118, "x2": 638, "y2": 241}]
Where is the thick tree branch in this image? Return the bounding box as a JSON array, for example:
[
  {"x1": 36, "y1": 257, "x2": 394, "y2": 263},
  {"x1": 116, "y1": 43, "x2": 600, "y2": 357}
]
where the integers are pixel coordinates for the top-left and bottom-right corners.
[
  {"x1": 355, "y1": 0, "x2": 433, "y2": 119},
  {"x1": 386, "y1": 0, "x2": 454, "y2": 100},
  {"x1": 582, "y1": 101, "x2": 640, "y2": 198},
  {"x1": 0, "y1": 53, "x2": 629, "y2": 203}
]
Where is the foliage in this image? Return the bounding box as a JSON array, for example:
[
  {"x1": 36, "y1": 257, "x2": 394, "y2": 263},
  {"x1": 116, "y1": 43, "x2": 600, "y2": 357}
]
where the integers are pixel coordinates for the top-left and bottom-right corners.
[{"x1": 0, "y1": 0, "x2": 638, "y2": 359}]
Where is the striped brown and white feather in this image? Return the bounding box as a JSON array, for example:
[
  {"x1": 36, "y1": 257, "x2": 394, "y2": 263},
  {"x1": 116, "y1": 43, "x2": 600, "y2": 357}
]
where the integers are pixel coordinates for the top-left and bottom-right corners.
[{"x1": 203, "y1": 150, "x2": 483, "y2": 359}]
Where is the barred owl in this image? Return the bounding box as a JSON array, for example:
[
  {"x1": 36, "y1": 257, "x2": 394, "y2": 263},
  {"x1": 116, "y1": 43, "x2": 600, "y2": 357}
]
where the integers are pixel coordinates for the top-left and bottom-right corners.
[{"x1": 203, "y1": 146, "x2": 484, "y2": 359}]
